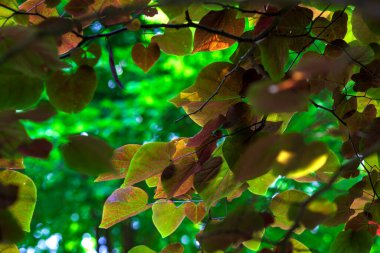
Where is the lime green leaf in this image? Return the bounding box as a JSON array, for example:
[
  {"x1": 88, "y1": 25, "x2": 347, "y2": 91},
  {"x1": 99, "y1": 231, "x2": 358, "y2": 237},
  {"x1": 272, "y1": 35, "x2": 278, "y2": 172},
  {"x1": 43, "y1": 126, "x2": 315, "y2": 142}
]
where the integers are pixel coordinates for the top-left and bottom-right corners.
[
  {"x1": 0, "y1": 170, "x2": 36, "y2": 232},
  {"x1": 128, "y1": 245, "x2": 156, "y2": 253},
  {"x1": 60, "y1": 135, "x2": 114, "y2": 176},
  {"x1": 100, "y1": 186, "x2": 150, "y2": 229},
  {"x1": 152, "y1": 200, "x2": 185, "y2": 238},
  {"x1": 124, "y1": 142, "x2": 176, "y2": 186},
  {"x1": 330, "y1": 230, "x2": 373, "y2": 253},
  {"x1": 247, "y1": 172, "x2": 277, "y2": 195},
  {"x1": 46, "y1": 65, "x2": 97, "y2": 113},
  {"x1": 153, "y1": 28, "x2": 193, "y2": 56},
  {"x1": 0, "y1": 244, "x2": 20, "y2": 253},
  {"x1": 243, "y1": 229, "x2": 264, "y2": 251}
]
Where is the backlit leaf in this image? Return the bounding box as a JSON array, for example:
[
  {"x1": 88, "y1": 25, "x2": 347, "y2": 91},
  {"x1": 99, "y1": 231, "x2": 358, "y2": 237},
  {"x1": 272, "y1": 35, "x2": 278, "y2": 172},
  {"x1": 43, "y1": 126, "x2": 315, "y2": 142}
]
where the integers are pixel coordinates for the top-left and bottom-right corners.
[
  {"x1": 0, "y1": 170, "x2": 37, "y2": 232},
  {"x1": 193, "y1": 9, "x2": 244, "y2": 53},
  {"x1": 153, "y1": 28, "x2": 192, "y2": 56},
  {"x1": 128, "y1": 245, "x2": 156, "y2": 253},
  {"x1": 152, "y1": 200, "x2": 185, "y2": 238},
  {"x1": 132, "y1": 42, "x2": 160, "y2": 72},
  {"x1": 100, "y1": 186, "x2": 150, "y2": 229}
]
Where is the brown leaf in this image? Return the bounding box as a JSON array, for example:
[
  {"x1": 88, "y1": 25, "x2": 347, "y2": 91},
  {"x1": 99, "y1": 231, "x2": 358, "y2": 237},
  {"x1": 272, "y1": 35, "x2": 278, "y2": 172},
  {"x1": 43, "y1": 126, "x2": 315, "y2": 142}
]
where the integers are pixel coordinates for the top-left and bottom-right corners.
[
  {"x1": 131, "y1": 42, "x2": 160, "y2": 72},
  {"x1": 193, "y1": 9, "x2": 245, "y2": 53},
  {"x1": 184, "y1": 202, "x2": 206, "y2": 224}
]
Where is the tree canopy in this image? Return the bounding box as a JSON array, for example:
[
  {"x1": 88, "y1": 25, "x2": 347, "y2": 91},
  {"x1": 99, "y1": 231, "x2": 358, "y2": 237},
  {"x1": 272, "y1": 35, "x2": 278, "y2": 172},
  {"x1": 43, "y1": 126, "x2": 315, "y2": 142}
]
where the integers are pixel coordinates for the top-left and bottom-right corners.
[{"x1": 2, "y1": 0, "x2": 380, "y2": 252}]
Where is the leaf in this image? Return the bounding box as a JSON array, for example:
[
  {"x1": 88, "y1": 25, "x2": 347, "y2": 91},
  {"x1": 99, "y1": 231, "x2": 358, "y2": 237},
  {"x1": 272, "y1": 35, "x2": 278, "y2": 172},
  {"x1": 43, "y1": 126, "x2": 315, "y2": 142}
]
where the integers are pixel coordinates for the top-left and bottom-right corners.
[
  {"x1": 351, "y1": 8, "x2": 380, "y2": 44},
  {"x1": 230, "y1": 134, "x2": 281, "y2": 182},
  {"x1": 258, "y1": 36, "x2": 289, "y2": 82},
  {"x1": 0, "y1": 120, "x2": 29, "y2": 158},
  {"x1": 71, "y1": 43, "x2": 102, "y2": 67},
  {"x1": 19, "y1": 0, "x2": 58, "y2": 24},
  {"x1": 330, "y1": 230, "x2": 373, "y2": 253},
  {"x1": 0, "y1": 210, "x2": 24, "y2": 244},
  {"x1": 170, "y1": 62, "x2": 243, "y2": 126},
  {"x1": 0, "y1": 70, "x2": 43, "y2": 111},
  {"x1": 193, "y1": 9, "x2": 244, "y2": 53},
  {"x1": 16, "y1": 101, "x2": 56, "y2": 122},
  {"x1": 0, "y1": 244, "x2": 20, "y2": 253},
  {"x1": 128, "y1": 245, "x2": 156, "y2": 253},
  {"x1": 197, "y1": 206, "x2": 269, "y2": 252},
  {"x1": 100, "y1": 186, "x2": 150, "y2": 229},
  {"x1": 160, "y1": 243, "x2": 184, "y2": 253},
  {"x1": 0, "y1": 0, "x2": 20, "y2": 26},
  {"x1": 60, "y1": 135, "x2": 114, "y2": 176},
  {"x1": 242, "y1": 229, "x2": 264, "y2": 251},
  {"x1": 311, "y1": 10, "x2": 348, "y2": 42},
  {"x1": 95, "y1": 144, "x2": 141, "y2": 182},
  {"x1": 247, "y1": 172, "x2": 277, "y2": 195},
  {"x1": 270, "y1": 190, "x2": 308, "y2": 231},
  {"x1": 0, "y1": 170, "x2": 37, "y2": 232},
  {"x1": 46, "y1": 65, "x2": 98, "y2": 113},
  {"x1": 152, "y1": 200, "x2": 185, "y2": 238},
  {"x1": 184, "y1": 202, "x2": 206, "y2": 224},
  {"x1": 124, "y1": 142, "x2": 176, "y2": 186},
  {"x1": 248, "y1": 81, "x2": 308, "y2": 114},
  {"x1": 290, "y1": 199, "x2": 337, "y2": 229},
  {"x1": 351, "y1": 59, "x2": 380, "y2": 92},
  {"x1": 131, "y1": 42, "x2": 160, "y2": 72},
  {"x1": 153, "y1": 28, "x2": 192, "y2": 56},
  {"x1": 18, "y1": 138, "x2": 53, "y2": 159},
  {"x1": 195, "y1": 151, "x2": 241, "y2": 208}
]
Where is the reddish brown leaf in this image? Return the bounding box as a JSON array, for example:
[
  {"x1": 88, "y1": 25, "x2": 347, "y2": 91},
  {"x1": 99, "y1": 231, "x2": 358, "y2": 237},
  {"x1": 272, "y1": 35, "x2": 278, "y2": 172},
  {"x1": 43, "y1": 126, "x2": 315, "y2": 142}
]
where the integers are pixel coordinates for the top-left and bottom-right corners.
[
  {"x1": 18, "y1": 138, "x2": 52, "y2": 159},
  {"x1": 193, "y1": 9, "x2": 245, "y2": 53},
  {"x1": 131, "y1": 42, "x2": 160, "y2": 72},
  {"x1": 184, "y1": 202, "x2": 206, "y2": 224}
]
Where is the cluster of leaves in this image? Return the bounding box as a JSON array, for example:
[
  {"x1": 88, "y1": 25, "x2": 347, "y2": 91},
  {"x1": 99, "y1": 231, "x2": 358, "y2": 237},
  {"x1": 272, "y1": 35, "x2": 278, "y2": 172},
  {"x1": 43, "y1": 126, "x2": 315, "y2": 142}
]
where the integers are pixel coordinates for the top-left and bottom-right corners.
[{"x1": 2, "y1": 0, "x2": 380, "y2": 252}]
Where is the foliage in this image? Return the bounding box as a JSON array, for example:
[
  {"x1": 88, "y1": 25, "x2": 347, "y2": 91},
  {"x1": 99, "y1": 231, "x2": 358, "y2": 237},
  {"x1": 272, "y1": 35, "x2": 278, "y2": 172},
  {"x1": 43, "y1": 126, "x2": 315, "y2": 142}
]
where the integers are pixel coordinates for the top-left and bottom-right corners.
[{"x1": 1, "y1": 0, "x2": 380, "y2": 252}]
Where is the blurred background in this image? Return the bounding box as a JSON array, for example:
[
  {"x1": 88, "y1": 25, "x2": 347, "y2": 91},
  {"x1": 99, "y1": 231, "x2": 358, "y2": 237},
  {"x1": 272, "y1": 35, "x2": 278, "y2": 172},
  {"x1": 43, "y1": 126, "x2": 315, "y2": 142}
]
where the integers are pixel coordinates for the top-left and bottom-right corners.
[{"x1": 16, "y1": 5, "x2": 380, "y2": 253}]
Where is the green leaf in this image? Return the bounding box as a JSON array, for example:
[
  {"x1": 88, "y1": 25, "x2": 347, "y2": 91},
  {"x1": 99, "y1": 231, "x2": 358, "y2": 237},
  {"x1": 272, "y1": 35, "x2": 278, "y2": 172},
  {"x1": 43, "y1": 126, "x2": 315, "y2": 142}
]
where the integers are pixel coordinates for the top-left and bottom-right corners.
[
  {"x1": 258, "y1": 36, "x2": 289, "y2": 82},
  {"x1": 124, "y1": 142, "x2": 176, "y2": 186},
  {"x1": 60, "y1": 135, "x2": 114, "y2": 176},
  {"x1": 153, "y1": 28, "x2": 193, "y2": 56},
  {"x1": 152, "y1": 200, "x2": 185, "y2": 238},
  {"x1": 330, "y1": 230, "x2": 373, "y2": 253},
  {"x1": 0, "y1": 170, "x2": 37, "y2": 232},
  {"x1": 195, "y1": 150, "x2": 241, "y2": 208},
  {"x1": 0, "y1": 210, "x2": 24, "y2": 244},
  {"x1": 100, "y1": 186, "x2": 150, "y2": 229},
  {"x1": 270, "y1": 189, "x2": 308, "y2": 231},
  {"x1": 0, "y1": 244, "x2": 20, "y2": 253},
  {"x1": 95, "y1": 144, "x2": 141, "y2": 182},
  {"x1": 247, "y1": 172, "x2": 277, "y2": 195},
  {"x1": 0, "y1": 70, "x2": 43, "y2": 111},
  {"x1": 128, "y1": 245, "x2": 156, "y2": 253},
  {"x1": 46, "y1": 65, "x2": 97, "y2": 113},
  {"x1": 198, "y1": 207, "x2": 267, "y2": 252},
  {"x1": 242, "y1": 229, "x2": 264, "y2": 251}
]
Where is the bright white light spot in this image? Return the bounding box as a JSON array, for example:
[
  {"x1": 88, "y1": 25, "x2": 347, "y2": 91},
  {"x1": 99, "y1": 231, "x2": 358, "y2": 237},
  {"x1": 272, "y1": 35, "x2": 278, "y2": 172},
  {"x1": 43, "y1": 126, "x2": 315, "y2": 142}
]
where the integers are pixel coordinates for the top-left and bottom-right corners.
[
  {"x1": 81, "y1": 233, "x2": 96, "y2": 252},
  {"x1": 26, "y1": 247, "x2": 35, "y2": 253},
  {"x1": 168, "y1": 133, "x2": 179, "y2": 141},
  {"x1": 19, "y1": 248, "x2": 26, "y2": 253},
  {"x1": 116, "y1": 65, "x2": 123, "y2": 76},
  {"x1": 37, "y1": 239, "x2": 47, "y2": 250},
  {"x1": 46, "y1": 233, "x2": 62, "y2": 250},
  {"x1": 99, "y1": 245, "x2": 108, "y2": 253},
  {"x1": 181, "y1": 235, "x2": 190, "y2": 245},
  {"x1": 41, "y1": 228, "x2": 50, "y2": 236},
  {"x1": 194, "y1": 240, "x2": 200, "y2": 247},
  {"x1": 80, "y1": 132, "x2": 89, "y2": 136}
]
